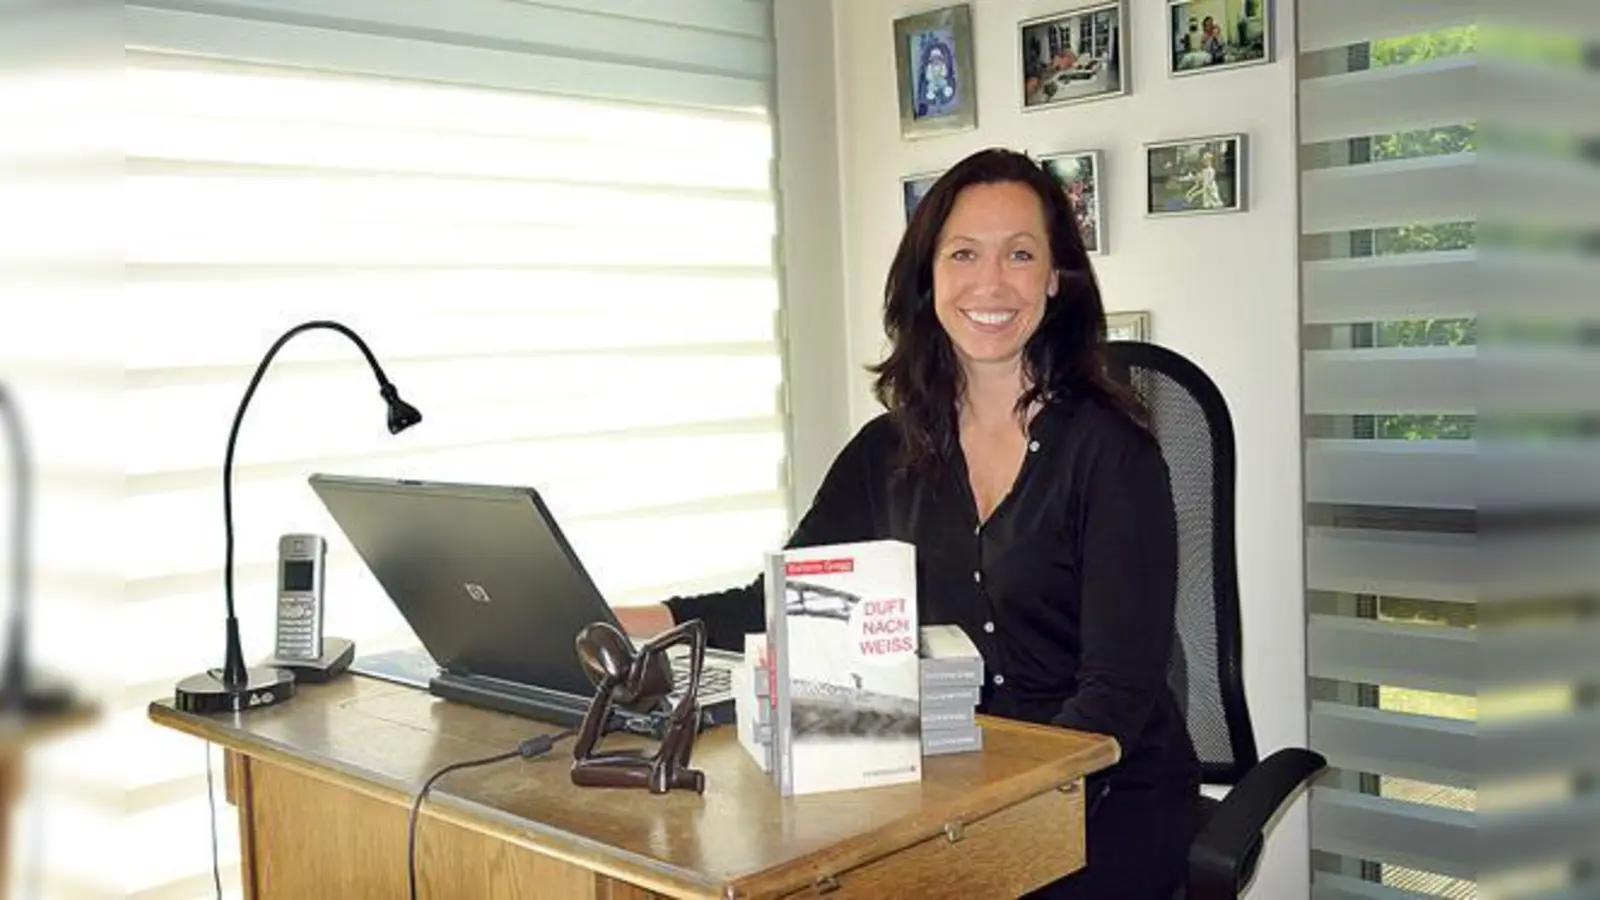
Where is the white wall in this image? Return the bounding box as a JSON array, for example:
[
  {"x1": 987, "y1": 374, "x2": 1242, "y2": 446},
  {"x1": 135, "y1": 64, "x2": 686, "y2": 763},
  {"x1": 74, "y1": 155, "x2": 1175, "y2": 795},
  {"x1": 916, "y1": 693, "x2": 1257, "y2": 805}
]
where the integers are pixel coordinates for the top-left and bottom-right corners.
[
  {"x1": 773, "y1": 0, "x2": 853, "y2": 515},
  {"x1": 776, "y1": 0, "x2": 1308, "y2": 896}
]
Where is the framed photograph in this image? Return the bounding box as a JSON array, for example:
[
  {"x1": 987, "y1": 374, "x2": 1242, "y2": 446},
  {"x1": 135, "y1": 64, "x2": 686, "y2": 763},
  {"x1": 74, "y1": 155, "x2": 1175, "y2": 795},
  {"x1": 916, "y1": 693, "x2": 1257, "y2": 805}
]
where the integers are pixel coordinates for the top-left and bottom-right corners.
[
  {"x1": 1145, "y1": 133, "x2": 1246, "y2": 217},
  {"x1": 893, "y1": 5, "x2": 978, "y2": 140},
  {"x1": 900, "y1": 170, "x2": 943, "y2": 224},
  {"x1": 1106, "y1": 311, "x2": 1150, "y2": 342},
  {"x1": 1168, "y1": 0, "x2": 1270, "y2": 76},
  {"x1": 1039, "y1": 150, "x2": 1105, "y2": 255},
  {"x1": 1020, "y1": 1, "x2": 1128, "y2": 111}
]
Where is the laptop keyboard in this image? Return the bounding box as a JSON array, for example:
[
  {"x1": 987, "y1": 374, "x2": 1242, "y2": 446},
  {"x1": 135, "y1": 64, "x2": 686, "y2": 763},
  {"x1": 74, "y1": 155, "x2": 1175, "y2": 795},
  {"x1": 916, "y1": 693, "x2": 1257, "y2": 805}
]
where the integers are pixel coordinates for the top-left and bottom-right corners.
[{"x1": 672, "y1": 660, "x2": 731, "y2": 698}]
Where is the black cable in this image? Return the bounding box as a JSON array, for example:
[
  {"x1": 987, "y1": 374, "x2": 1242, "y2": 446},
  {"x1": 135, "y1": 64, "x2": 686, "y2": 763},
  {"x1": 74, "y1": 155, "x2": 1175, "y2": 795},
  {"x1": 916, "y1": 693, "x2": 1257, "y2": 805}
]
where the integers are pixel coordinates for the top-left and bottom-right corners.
[
  {"x1": 206, "y1": 743, "x2": 221, "y2": 900},
  {"x1": 407, "y1": 729, "x2": 574, "y2": 900}
]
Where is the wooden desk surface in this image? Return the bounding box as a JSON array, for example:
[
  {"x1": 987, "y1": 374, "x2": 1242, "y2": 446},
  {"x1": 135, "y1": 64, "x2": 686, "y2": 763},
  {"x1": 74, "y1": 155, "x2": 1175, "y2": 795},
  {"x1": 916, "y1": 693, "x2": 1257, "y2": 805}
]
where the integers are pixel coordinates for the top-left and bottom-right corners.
[{"x1": 149, "y1": 676, "x2": 1117, "y2": 899}]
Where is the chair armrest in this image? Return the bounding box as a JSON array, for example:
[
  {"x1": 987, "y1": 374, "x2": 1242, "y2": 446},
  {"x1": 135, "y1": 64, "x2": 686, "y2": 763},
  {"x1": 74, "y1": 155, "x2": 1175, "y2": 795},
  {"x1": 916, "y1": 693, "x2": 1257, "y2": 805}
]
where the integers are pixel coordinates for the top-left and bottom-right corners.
[{"x1": 1187, "y1": 748, "x2": 1327, "y2": 900}]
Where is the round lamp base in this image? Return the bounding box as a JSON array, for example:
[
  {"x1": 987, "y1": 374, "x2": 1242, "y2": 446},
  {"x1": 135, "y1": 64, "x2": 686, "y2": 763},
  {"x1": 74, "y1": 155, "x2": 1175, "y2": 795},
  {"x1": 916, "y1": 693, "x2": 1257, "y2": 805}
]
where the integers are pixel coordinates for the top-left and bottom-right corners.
[{"x1": 174, "y1": 666, "x2": 296, "y2": 714}]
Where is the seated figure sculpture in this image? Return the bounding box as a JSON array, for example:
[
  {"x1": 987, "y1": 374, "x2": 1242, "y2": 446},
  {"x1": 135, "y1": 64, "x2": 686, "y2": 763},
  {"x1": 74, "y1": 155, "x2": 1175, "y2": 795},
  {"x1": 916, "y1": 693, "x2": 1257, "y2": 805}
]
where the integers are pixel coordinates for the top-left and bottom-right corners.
[{"x1": 569, "y1": 618, "x2": 707, "y2": 794}]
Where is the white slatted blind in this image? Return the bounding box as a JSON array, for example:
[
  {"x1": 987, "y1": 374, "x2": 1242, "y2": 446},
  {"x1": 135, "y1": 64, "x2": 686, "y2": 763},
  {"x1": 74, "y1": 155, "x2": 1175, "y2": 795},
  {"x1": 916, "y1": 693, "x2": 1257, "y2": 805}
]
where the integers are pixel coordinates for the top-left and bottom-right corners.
[
  {"x1": 1, "y1": 1, "x2": 123, "y2": 896},
  {"x1": 22, "y1": 2, "x2": 787, "y2": 897},
  {"x1": 1301, "y1": 3, "x2": 1599, "y2": 897}
]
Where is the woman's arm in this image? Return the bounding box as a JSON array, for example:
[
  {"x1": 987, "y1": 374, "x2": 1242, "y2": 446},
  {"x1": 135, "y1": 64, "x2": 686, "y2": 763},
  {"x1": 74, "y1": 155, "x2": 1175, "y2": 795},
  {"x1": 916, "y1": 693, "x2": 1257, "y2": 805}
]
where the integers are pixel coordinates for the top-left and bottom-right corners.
[
  {"x1": 1051, "y1": 432, "x2": 1180, "y2": 756},
  {"x1": 659, "y1": 579, "x2": 765, "y2": 652}
]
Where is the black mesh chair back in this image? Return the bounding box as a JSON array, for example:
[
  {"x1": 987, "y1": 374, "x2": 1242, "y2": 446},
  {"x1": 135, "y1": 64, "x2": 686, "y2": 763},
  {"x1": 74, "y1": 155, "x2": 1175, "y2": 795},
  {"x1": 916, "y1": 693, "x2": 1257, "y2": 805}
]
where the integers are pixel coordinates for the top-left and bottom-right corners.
[{"x1": 1105, "y1": 340, "x2": 1258, "y2": 785}]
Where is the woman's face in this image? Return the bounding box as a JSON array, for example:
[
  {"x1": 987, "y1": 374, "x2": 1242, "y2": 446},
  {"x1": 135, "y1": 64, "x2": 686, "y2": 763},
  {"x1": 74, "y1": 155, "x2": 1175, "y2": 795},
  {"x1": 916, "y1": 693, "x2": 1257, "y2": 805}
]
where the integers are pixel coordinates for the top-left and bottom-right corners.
[{"x1": 931, "y1": 180, "x2": 1059, "y2": 374}]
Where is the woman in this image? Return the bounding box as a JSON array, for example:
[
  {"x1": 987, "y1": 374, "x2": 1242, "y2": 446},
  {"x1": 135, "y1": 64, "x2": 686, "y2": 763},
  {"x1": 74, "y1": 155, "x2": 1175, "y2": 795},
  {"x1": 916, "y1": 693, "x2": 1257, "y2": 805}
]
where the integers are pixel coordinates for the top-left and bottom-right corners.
[{"x1": 616, "y1": 148, "x2": 1199, "y2": 899}]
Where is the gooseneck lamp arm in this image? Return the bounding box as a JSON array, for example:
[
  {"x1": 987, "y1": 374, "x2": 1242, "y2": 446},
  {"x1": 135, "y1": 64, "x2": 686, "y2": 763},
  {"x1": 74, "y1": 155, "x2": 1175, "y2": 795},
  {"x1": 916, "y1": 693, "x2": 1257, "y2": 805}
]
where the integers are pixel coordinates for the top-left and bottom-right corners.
[{"x1": 218, "y1": 321, "x2": 420, "y2": 688}]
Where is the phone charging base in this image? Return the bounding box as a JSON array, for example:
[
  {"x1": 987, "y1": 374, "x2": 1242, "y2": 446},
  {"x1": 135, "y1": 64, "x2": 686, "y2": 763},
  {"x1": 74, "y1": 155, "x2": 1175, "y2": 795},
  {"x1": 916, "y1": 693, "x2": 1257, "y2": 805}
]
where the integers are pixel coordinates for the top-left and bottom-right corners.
[{"x1": 264, "y1": 637, "x2": 356, "y2": 684}]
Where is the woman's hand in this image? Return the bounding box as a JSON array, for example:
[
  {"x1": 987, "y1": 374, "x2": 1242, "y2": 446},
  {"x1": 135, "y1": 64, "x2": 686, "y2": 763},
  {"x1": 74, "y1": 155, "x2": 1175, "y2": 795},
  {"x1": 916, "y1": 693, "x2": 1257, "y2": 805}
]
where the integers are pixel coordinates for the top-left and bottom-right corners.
[{"x1": 611, "y1": 602, "x2": 676, "y2": 639}]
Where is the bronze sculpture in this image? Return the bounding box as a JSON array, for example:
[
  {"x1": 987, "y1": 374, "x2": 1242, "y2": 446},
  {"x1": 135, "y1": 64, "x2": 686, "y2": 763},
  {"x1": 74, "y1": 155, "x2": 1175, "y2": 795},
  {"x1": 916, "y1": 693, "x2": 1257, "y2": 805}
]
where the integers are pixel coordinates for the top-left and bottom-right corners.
[{"x1": 570, "y1": 618, "x2": 707, "y2": 794}]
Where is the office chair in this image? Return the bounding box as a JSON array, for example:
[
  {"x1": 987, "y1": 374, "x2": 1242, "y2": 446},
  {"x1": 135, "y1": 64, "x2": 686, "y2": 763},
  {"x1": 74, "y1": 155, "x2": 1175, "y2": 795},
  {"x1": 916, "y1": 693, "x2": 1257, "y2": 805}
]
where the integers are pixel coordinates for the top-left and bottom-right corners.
[{"x1": 1104, "y1": 340, "x2": 1327, "y2": 900}]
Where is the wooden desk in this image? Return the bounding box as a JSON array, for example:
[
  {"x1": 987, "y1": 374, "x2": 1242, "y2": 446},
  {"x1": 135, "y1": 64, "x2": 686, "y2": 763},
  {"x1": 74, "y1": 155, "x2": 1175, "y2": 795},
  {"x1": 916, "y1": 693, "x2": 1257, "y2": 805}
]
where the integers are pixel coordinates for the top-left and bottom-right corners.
[{"x1": 147, "y1": 676, "x2": 1117, "y2": 899}]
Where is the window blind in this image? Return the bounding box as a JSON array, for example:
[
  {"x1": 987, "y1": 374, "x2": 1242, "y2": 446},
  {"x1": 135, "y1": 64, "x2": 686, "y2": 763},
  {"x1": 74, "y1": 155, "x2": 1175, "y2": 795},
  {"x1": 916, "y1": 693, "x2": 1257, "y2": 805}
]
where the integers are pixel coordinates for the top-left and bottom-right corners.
[
  {"x1": 20, "y1": 2, "x2": 787, "y2": 897},
  {"x1": 1299, "y1": 3, "x2": 1599, "y2": 897},
  {"x1": 1, "y1": 2, "x2": 122, "y2": 897}
]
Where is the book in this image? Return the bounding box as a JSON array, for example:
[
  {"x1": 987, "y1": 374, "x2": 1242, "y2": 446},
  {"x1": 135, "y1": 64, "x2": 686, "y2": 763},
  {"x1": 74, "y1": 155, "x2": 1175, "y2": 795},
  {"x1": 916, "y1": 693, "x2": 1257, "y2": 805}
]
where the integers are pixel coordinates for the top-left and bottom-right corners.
[
  {"x1": 764, "y1": 540, "x2": 922, "y2": 796},
  {"x1": 733, "y1": 632, "x2": 772, "y2": 772},
  {"x1": 922, "y1": 724, "x2": 984, "y2": 756},
  {"x1": 918, "y1": 623, "x2": 984, "y2": 688},
  {"x1": 922, "y1": 684, "x2": 982, "y2": 709},
  {"x1": 920, "y1": 706, "x2": 976, "y2": 730}
]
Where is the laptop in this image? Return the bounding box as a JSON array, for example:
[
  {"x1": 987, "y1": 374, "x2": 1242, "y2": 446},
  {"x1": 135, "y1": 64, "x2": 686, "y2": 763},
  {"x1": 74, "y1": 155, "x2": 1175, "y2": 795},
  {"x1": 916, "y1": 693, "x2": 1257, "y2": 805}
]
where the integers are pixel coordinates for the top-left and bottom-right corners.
[{"x1": 306, "y1": 473, "x2": 738, "y2": 736}]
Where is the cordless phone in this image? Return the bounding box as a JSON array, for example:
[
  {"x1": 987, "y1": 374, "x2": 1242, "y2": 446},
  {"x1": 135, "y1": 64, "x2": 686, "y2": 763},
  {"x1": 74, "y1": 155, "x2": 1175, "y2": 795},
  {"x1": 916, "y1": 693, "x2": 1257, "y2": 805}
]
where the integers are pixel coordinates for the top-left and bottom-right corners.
[{"x1": 274, "y1": 534, "x2": 326, "y2": 662}]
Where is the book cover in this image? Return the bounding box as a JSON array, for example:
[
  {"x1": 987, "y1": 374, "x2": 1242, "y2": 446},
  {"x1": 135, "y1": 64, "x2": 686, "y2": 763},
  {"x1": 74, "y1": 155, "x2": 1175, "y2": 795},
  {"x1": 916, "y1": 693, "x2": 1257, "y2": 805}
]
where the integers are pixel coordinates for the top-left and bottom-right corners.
[{"x1": 765, "y1": 540, "x2": 922, "y2": 796}]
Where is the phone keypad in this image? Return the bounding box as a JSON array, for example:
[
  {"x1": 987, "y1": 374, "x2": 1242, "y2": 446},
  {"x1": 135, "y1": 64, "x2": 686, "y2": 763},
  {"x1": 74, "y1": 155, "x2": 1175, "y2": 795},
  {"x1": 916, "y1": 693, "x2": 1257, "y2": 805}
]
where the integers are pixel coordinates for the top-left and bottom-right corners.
[{"x1": 277, "y1": 597, "x2": 320, "y2": 658}]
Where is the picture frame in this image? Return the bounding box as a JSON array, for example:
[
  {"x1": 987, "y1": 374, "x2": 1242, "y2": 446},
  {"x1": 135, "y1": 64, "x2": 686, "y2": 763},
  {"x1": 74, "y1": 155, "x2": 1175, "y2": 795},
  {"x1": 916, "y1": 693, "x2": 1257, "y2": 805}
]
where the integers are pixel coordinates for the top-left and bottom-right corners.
[
  {"x1": 1105, "y1": 311, "x2": 1150, "y2": 342},
  {"x1": 1038, "y1": 150, "x2": 1105, "y2": 255},
  {"x1": 1167, "y1": 0, "x2": 1270, "y2": 77},
  {"x1": 893, "y1": 5, "x2": 978, "y2": 140},
  {"x1": 1019, "y1": 0, "x2": 1128, "y2": 112},
  {"x1": 900, "y1": 169, "x2": 943, "y2": 224},
  {"x1": 1145, "y1": 133, "x2": 1246, "y2": 217}
]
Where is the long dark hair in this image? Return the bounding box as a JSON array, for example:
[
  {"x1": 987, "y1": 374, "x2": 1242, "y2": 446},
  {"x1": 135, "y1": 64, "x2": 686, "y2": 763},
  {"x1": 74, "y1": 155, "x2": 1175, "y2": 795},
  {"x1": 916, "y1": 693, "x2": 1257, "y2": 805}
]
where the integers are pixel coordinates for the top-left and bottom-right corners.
[{"x1": 867, "y1": 147, "x2": 1145, "y2": 476}]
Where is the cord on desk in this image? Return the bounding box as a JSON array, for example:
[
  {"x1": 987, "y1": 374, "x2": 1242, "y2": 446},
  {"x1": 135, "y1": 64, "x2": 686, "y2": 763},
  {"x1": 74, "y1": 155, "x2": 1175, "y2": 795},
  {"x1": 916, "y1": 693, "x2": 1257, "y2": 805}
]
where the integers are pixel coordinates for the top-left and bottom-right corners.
[
  {"x1": 407, "y1": 729, "x2": 575, "y2": 900},
  {"x1": 206, "y1": 742, "x2": 221, "y2": 900}
]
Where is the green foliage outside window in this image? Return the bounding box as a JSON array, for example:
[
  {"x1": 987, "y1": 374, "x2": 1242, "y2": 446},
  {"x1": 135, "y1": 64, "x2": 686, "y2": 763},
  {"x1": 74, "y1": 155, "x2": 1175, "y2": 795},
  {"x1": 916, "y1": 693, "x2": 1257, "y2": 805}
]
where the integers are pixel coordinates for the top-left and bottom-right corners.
[
  {"x1": 1363, "y1": 27, "x2": 1483, "y2": 441},
  {"x1": 1371, "y1": 25, "x2": 1477, "y2": 66}
]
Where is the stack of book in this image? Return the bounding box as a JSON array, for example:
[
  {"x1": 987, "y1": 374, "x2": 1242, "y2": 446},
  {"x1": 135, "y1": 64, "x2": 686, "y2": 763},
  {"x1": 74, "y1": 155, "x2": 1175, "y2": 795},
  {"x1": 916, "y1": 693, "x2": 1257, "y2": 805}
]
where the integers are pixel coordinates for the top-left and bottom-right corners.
[{"x1": 917, "y1": 624, "x2": 984, "y2": 756}]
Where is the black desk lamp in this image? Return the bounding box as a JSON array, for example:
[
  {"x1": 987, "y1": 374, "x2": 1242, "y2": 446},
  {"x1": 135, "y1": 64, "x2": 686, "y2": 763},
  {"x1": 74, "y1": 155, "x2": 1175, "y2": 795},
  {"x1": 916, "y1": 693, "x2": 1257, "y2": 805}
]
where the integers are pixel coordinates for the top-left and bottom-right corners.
[
  {"x1": 174, "y1": 321, "x2": 421, "y2": 714},
  {"x1": 0, "y1": 382, "x2": 76, "y2": 715}
]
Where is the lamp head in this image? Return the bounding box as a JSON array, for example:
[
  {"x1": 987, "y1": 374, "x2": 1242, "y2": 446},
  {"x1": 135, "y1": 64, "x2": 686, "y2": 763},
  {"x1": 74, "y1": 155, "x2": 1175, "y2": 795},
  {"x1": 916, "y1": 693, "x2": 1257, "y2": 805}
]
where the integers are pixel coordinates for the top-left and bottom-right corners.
[{"x1": 380, "y1": 383, "x2": 422, "y2": 434}]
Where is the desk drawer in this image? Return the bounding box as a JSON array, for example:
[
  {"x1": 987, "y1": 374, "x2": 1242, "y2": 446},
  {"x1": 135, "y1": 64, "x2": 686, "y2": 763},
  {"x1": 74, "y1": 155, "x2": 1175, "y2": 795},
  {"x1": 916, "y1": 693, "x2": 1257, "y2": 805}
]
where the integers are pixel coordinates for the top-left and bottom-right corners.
[{"x1": 780, "y1": 779, "x2": 1086, "y2": 900}]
